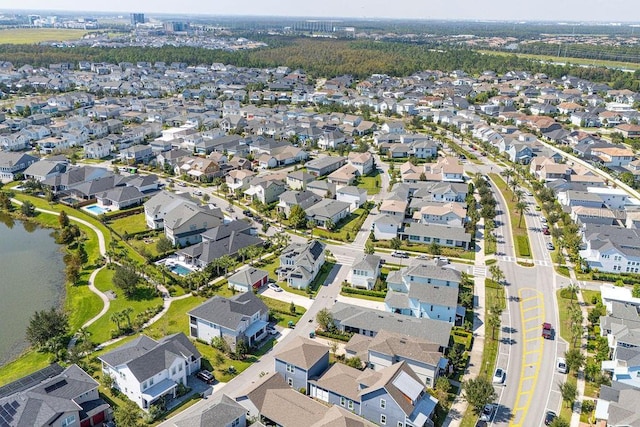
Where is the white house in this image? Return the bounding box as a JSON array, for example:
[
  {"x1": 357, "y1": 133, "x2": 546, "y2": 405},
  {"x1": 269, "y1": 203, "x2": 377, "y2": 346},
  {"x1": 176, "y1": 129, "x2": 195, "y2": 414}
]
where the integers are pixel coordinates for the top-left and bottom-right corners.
[
  {"x1": 349, "y1": 254, "x2": 381, "y2": 289},
  {"x1": 279, "y1": 240, "x2": 326, "y2": 289},
  {"x1": 580, "y1": 224, "x2": 640, "y2": 273},
  {"x1": 99, "y1": 333, "x2": 201, "y2": 411},
  {"x1": 372, "y1": 214, "x2": 403, "y2": 240},
  {"x1": 336, "y1": 186, "x2": 368, "y2": 211},
  {"x1": 347, "y1": 151, "x2": 374, "y2": 176}
]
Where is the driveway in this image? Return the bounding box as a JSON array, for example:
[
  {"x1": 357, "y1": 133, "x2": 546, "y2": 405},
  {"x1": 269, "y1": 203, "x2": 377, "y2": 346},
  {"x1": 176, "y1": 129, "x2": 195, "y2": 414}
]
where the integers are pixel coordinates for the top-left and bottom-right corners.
[{"x1": 258, "y1": 286, "x2": 314, "y2": 309}]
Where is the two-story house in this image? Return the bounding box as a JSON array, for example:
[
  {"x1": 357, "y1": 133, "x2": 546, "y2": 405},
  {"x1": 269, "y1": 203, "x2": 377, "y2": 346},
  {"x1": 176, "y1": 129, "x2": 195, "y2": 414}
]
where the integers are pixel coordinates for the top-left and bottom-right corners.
[
  {"x1": 278, "y1": 240, "x2": 326, "y2": 289},
  {"x1": 99, "y1": 333, "x2": 201, "y2": 411},
  {"x1": 174, "y1": 394, "x2": 247, "y2": 427},
  {"x1": 163, "y1": 203, "x2": 224, "y2": 247},
  {"x1": 305, "y1": 199, "x2": 351, "y2": 228},
  {"x1": 336, "y1": 186, "x2": 368, "y2": 211},
  {"x1": 274, "y1": 336, "x2": 330, "y2": 392},
  {"x1": 188, "y1": 292, "x2": 269, "y2": 349},
  {"x1": 579, "y1": 224, "x2": 640, "y2": 273},
  {"x1": 0, "y1": 152, "x2": 38, "y2": 182},
  {"x1": 0, "y1": 364, "x2": 111, "y2": 427},
  {"x1": 244, "y1": 177, "x2": 287, "y2": 204},
  {"x1": 348, "y1": 151, "x2": 374, "y2": 176},
  {"x1": 350, "y1": 254, "x2": 381, "y2": 290},
  {"x1": 385, "y1": 260, "x2": 463, "y2": 325},
  {"x1": 412, "y1": 202, "x2": 467, "y2": 227},
  {"x1": 286, "y1": 170, "x2": 315, "y2": 190},
  {"x1": 277, "y1": 190, "x2": 322, "y2": 217}
]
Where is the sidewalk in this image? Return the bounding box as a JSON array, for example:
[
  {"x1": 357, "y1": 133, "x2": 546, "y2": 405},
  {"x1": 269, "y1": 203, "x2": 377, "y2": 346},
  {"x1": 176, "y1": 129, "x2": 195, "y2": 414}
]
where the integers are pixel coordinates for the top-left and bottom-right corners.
[
  {"x1": 443, "y1": 219, "x2": 487, "y2": 426},
  {"x1": 569, "y1": 269, "x2": 589, "y2": 427}
]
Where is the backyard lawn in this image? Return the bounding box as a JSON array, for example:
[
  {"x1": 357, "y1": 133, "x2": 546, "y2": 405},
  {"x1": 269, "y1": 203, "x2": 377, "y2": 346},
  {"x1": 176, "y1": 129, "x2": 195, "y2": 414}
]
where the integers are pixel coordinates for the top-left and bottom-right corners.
[
  {"x1": 86, "y1": 268, "x2": 163, "y2": 343},
  {"x1": 108, "y1": 212, "x2": 148, "y2": 236},
  {"x1": 357, "y1": 172, "x2": 381, "y2": 195},
  {"x1": 313, "y1": 208, "x2": 369, "y2": 242}
]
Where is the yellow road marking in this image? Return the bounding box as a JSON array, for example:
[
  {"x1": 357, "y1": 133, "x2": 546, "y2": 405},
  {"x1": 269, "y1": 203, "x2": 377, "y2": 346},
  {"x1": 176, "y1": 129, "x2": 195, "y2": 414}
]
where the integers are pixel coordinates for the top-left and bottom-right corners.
[
  {"x1": 511, "y1": 288, "x2": 546, "y2": 427},
  {"x1": 522, "y1": 305, "x2": 541, "y2": 313}
]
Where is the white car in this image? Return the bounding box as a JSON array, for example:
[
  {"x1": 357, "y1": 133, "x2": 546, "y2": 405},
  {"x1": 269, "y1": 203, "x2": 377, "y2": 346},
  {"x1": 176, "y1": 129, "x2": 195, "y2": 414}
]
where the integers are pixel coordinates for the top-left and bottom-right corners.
[
  {"x1": 268, "y1": 283, "x2": 282, "y2": 292},
  {"x1": 557, "y1": 357, "x2": 568, "y2": 374},
  {"x1": 492, "y1": 368, "x2": 505, "y2": 384},
  {"x1": 479, "y1": 404, "x2": 495, "y2": 422}
]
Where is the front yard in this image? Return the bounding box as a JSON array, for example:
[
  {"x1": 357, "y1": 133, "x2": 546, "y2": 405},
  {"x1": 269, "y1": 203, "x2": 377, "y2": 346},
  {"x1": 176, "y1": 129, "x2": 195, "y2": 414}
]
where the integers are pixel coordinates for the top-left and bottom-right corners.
[
  {"x1": 313, "y1": 207, "x2": 370, "y2": 242},
  {"x1": 356, "y1": 171, "x2": 381, "y2": 195}
]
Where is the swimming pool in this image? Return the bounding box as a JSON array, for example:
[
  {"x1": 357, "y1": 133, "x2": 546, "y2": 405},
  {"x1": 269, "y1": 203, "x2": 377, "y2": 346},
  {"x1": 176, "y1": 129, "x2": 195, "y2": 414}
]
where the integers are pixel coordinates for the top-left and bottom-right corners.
[
  {"x1": 169, "y1": 264, "x2": 193, "y2": 276},
  {"x1": 83, "y1": 204, "x2": 109, "y2": 215}
]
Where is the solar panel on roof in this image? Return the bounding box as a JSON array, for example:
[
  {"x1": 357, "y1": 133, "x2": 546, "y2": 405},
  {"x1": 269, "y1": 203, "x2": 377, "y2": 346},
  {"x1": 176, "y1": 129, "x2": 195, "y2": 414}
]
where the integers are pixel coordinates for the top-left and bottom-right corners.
[
  {"x1": 4, "y1": 404, "x2": 15, "y2": 416},
  {"x1": 9, "y1": 402, "x2": 18, "y2": 410},
  {"x1": 44, "y1": 379, "x2": 67, "y2": 393}
]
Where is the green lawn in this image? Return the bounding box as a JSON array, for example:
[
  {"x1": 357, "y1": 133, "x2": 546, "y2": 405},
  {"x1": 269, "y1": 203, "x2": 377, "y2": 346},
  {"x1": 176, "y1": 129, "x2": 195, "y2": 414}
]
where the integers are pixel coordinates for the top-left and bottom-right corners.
[
  {"x1": 582, "y1": 290, "x2": 601, "y2": 306},
  {"x1": 66, "y1": 276, "x2": 104, "y2": 332},
  {"x1": 0, "y1": 28, "x2": 90, "y2": 44},
  {"x1": 357, "y1": 172, "x2": 381, "y2": 195},
  {"x1": 313, "y1": 209, "x2": 369, "y2": 242},
  {"x1": 373, "y1": 239, "x2": 476, "y2": 261},
  {"x1": 477, "y1": 49, "x2": 640, "y2": 72},
  {"x1": 86, "y1": 268, "x2": 163, "y2": 343},
  {"x1": 557, "y1": 290, "x2": 579, "y2": 348},
  {"x1": 0, "y1": 351, "x2": 51, "y2": 385},
  {"x1": 146, "y1": 296, "x2": 204, "y2": 339},
  {"x1": 108, "y1": 212, "x2": 148, "y2": 236},
  {"x1": 489, "y1": 174, "x2": 532, "y2": 259},
  {"x1": 260, "y1": 296, "x2": 306, "y2": 327}
]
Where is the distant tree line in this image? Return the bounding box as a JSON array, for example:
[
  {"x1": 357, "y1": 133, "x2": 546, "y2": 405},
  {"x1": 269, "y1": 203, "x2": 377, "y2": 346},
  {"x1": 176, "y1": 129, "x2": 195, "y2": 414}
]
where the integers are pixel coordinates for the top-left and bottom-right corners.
[{"x1": 0, "y1": 37, "x2": 638, "y2": 90}]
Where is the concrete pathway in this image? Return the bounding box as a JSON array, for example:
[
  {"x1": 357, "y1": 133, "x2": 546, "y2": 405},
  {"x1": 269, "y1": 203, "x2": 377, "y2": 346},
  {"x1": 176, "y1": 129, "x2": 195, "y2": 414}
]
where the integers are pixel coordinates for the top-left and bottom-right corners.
[
  {"x1": 443, "y1": 219, "x2": 487, "y2": 427},
  {"x1": 570, "y1": 269, "x2": 589, "y2": 427}
]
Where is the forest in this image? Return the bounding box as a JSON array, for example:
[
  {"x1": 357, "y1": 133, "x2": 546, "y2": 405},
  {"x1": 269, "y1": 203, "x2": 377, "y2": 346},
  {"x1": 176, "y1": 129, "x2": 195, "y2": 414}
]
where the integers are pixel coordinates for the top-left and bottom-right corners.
[
  {"x1": 1, "y1": 37, "x2": 639, "y2": 90},
  {"x1": 513, "y1": 42, "x2": 640, "y2": 65}
]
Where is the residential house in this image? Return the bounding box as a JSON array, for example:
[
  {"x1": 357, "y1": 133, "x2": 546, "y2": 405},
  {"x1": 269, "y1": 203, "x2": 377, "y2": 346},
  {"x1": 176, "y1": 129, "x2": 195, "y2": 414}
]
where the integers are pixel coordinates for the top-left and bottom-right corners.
[
  {"x1": 0, "y1": 363, "x2": 111, "y2": 427},
  {"x1": 156, "y1": 149, "x2": 191, "y2": 168},
  {"x1": 348, "y1": 151, "x2": 374, "y2": 176},
  {"x1": 344, "y1": 330, "x2": 447, "y2": 387},
  {"x1": 226, "y1": 169, "x2": 256, "y2": 194},
  {"x1": 594, "y1": 385, "x2": 640, "y2": 427},
  {"x1": 580, "y1": 224, "x2": 640, "y2": 273},
  {"x1": 22, "y1": 159, "x2": 67, "y2": 182},
  {"x1": 0, "y1": 152, "x2": 38, "y2": 182},
  {"x1": 423, "y1": 157, "x2": 464, "y2": 182},
  {"x1": 96, "y1": 186, "x2": 145, "y2": 211},
  {"x1": 84, "y1": 139, "x2": 112, "y2": 159},
  {"x1": 402, "y1": 223, "x2": 472, "y2": 250},
  {"x1": 336, "y1": 186, "x2": 368, "y2": 211},
  {"x1": 0, "y1": 132, "x2": 29, "y2": 151},
  {"x1": 144, "y1": 191, "x2": 199, "y2": 229},
  {"x1": 175, "y1": 157, "x2": 221, "y2": 182},
  {"x1": 178, "y1": 220, "x2": 263, "y2": 268},
  {"x1": 99, "y1": 333, "x2": 201, "y2": 411},
  {"x1": 591, "y1": 146, "x2": 636, "y2": 168},
  {"x1": 380, "y1": 199, "x2": 408, "y2": 218},
  {"x1": 305, "y1": 156, "x2": 346, "y2": 177},
  {"x1": 163, "y1": 203, "x2": 224, "y2": 247},
  {"x1": 372, "y1": 214, "x2": 404, "y2": 240},
  {"x1": 119, "y1": 144, "x2": 154, "y2": 164},
  {"x1": 412, "y1": 202, "x2": 467, "y2": 227},
  {"x1": 277, "y1": 190, "x2": 322, "y2": 217},
  {"x1": 327, "y1": 164, "x2": 359, "y2": 187},
  {"x1": 305, "y1": 199, "x2": 351, "y2": 228},
  {"x1": 274, "y1": 336, "x2": 330, "y2": 392},
  {"x1": 318, "y1": 130, "x2": 346, "y2": 150},
  {"x1": 173, "y1": 394, "x2": 246, "y2": 427},
  {"x1": 307, "y1": 179, "x2": 337, "y2": 199},
  {"x1": 385, "y1": 260, "x2": 463, "y2": 325},
  {"x1": 228, "y1": 267, "x2": 269, "y2": 293},
  {"x1": 188, "y1": 292, "x2": 269, "y2": 348},
  {"x1": 616, "y1": 123, "x2": 640, "y2": 139},
  {"x1": 245, "y1": 177, "x2": 287, "y2": 204},
  {"x1": 350, "y1": 254, "x2": 381, "y2": 289},
  {"x1": 278, "y1": 240, "x2": 326, "y2": 289},
  {"x1": 286, "y1": 170, "x2": 315, "y2": 190}
]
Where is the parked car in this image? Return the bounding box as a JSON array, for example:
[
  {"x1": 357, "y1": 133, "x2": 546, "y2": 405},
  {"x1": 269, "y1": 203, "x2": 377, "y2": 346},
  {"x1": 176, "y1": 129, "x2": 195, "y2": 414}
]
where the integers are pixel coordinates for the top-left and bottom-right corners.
[
  {"x1": 196, "y1": 369, "x2": 215, "y2": 384},
  {"x1": 544, "y1": 411, "x2": 557, "y2": 426},
  {"x1": 557, "y1": 357, "x2": 568, "y2": 374},
  {"x1": 438, "y1": 257, "x2": 450, "y2": 264},
  {"x1": 492, "y1": 368, "x2": 506, "y2": 384},
  {"x1": 479, "y1": 404, "x2": 495, "y2": 422},
  {"x1": 543, "y1": 228, "x2": 551, "y2": 235},
  {"x1": 176, "y1": 181, "x2": 186, "y2": 187},
  {"x1": 540, "y1": 217, "x2": 547, "y2": 224},
  {"x1": 268, "y1": 283, "x2": 282, "y2": 292},
  {"x1": 267, "y1": 326, "x2": 278, "y2": 335},
  {"x1": 193, "y1": 190, "x2": 203, "y2": 196},
  {"x1": 546, "y1": 242, "x2": 555, "y2": 250},
  {"x1": 242, "y1": 209, "x2": 253, "y2": 217},
  {"x1": 542, "y1": 322, "x2": 553, "y2": 339},
  {"x1": 391, "y1": 251, "x2": 409, "y2": 258}
]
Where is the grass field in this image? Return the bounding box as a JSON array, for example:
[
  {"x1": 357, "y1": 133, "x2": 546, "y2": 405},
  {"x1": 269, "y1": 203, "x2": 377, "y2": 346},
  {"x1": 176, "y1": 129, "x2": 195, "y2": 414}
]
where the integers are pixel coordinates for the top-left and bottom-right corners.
[
  {"x1": 0, "y1": 29, "x2": 89, "y2": 44},
  {"x1": 357, "y1": 172, "x2": 381, "y2": 195},
  {"x1": 108, "y1": 212, "x2": 148, "y2": 236},
  {"x1": 477, "y1": 49, "x2": 640, "y2": 71}
]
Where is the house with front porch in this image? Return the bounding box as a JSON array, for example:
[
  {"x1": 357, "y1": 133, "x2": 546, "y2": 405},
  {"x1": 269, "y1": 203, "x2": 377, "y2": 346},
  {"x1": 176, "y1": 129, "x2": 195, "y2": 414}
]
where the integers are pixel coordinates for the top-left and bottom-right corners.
[
  {"x1": 188, "y1": 292, "x2": 269, "y2": 349},
  {"x1": 274, "y1": 336, "x2": 330, "y2": 392},
  {"x1": 305, "y1": 199, "x2": 351, "y2": 228},
  {"x1": 84, "y1": 139, "x2": 113, "y2": 159},
  {"x1": 0, "y1": 151, "x2": 38, "y2": 182},
  {"x1": 99, "y1": 333, "x2": 201, "y2": 411},
  {"x1": 402, "y1": 223, "x2": 472, "y2": 250}
]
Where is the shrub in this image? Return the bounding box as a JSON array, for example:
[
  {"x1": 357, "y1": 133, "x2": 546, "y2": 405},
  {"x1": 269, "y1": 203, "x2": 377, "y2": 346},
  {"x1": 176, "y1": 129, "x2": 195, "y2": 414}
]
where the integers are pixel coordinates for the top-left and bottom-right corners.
[
  {"x1": 315, "y1": 329, "x2": 353, "y2": 342},
  {"x1": 515, "y1": 235, "x2": 531, "y2": 257},
  {"x1": 341, "y1": 286, "x2": 386, "y2": 299}
]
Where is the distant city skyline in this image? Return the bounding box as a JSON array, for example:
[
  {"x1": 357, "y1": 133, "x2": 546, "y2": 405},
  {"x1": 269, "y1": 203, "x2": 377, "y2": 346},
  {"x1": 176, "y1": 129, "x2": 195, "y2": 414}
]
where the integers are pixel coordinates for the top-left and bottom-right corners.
[{"x1": 6, "y1": 0, "x2": 640, "y2": 23}]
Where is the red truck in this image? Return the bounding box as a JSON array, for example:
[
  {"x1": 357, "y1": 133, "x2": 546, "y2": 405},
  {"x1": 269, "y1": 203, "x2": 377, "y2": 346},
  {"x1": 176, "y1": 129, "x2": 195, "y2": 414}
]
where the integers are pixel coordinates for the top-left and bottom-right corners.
[{"x1": 542, "y1": 322, "x2": 553, "y2": 339}]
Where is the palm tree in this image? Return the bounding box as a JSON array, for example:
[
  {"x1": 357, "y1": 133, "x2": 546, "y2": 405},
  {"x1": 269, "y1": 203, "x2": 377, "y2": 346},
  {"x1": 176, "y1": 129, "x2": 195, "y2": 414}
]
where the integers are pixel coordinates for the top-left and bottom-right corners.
[
  {"x1": 238, "y1": 247, "x2": 250, "y2": 263},
  {"x1": 121, "y1": 307, "x2": 134, "y2": 330},
  {"x1": 515, "y1": 201, "x2": 528, "y2": 228},
  {"x1": 110, "y1": 312, "x2": 122, "y2": 331},
  {"x1": 500, "y1": 168, "x2": 514, "y2": 186},
  {"x1": 513, "y1": 189, "x2": 524, "y2": 203}
]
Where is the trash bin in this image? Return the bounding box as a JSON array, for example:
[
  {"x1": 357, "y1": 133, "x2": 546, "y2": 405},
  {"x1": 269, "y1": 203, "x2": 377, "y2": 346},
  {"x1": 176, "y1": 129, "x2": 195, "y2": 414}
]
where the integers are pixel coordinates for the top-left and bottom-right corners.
[
  {"x1": 288, "y1": 320, "x2": 294, "y2": 328},
  {"x1": 309, "y1": 331, "x2": 315, "y2": 339}
]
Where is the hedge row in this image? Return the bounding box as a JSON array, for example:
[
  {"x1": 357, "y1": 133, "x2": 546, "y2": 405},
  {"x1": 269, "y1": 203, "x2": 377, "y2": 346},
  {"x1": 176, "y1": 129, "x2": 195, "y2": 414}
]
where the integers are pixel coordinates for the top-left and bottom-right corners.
[
  {"x1": 452, "y1": 327, "x2": 474, "y2": 351},
  {"x1": 314, "y1": 329, "x2": 354, "y2": 342},
  {"x1": 341, "y1": 286, "x2": 387, "y2": 299},
  {"x1": 269, "y1": 308, "x2": 302, "y2": 318},
  {"x1": 592, "y1": 272, "x2": 640, "y2": 285}
]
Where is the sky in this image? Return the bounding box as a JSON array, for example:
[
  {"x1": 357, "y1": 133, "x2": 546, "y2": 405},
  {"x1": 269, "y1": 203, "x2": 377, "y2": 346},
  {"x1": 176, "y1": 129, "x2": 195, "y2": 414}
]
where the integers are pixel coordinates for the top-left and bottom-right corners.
[{"x1": 7, "y1": 0, "x2": 640, "y2": 22}]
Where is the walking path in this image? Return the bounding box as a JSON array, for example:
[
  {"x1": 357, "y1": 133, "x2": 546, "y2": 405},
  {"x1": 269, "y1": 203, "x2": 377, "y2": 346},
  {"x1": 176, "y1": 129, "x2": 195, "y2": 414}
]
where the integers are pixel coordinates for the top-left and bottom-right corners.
[
  {"x1": 570, "y1": 269, "x2": 589, "y2": 427},
  {"x1": 443, "y1": 219, "x2": 487, "y2": 427}
]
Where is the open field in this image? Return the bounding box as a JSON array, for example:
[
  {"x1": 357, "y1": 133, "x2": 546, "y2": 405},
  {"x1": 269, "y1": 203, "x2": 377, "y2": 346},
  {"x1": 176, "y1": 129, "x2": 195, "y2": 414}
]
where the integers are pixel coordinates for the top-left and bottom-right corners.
[
  {"x1": 477, "y1": 49, "x2": 640, "y2": 71},
  {"x1": 0, "y1": 29, "x2": 89, "y2": 44}
]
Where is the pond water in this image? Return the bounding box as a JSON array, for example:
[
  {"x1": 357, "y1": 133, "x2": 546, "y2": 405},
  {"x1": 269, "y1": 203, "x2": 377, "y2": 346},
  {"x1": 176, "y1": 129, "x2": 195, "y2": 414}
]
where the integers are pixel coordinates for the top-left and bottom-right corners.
[{"x1": 0, "y1": 214, "x2": 66, "y2": 366}]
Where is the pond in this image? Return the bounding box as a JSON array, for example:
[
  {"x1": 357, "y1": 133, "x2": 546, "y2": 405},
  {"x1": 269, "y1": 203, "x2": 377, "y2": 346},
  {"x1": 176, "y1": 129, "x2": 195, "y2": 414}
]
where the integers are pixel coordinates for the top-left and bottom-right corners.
[{"x1": 0, "y1": 214, "x2": 65, "y2": 366}]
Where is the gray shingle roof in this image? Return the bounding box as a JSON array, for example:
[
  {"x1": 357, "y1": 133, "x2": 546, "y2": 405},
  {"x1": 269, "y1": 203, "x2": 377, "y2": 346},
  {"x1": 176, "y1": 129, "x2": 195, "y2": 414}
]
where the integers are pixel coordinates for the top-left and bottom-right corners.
[
  {"x1": 174, "y1": 394, "x2": 245, "y2": 427},
  {"x1": 188, "y1": 292, "x2": 268, "y2": 330},
  {"x1": 305, "y1": 199, "x2": 351, "y2": 220},
  {"x1": 228, "y1": 267, "x2": 268, "y2": 288},
  {"x1": 274, "y1": 336, "x2": 328, "y2": 370},
  {"x1": 352, "y1": 254, "x2": 380, "y2": 272}
]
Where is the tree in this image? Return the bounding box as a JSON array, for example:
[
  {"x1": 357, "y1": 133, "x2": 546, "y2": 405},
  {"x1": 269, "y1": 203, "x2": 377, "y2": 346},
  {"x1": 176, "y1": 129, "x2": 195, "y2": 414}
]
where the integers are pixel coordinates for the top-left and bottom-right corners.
[
  {"x1": 558, "y1": 380, "x2": 577, "y2": 408},
  {"x1": 25, "y1": 308, "x2": 69, "y2": 349},
  {"x1": 487, "y1": 304, "x2": 502, "y2": 340},
  {"x1": 325, "y1": 218, "x2": 335, "y2": 231},
  {"x1": 112, "y1": 264, "x2": 140, "y2": 297},
  {"x1": 364, "y1": 240, "x2": 375, "y2": 255},
  {"x1": 65, "y1": 260, "x2": 81, "y2": 285},
  {"x1": 110, "y1": 312, "x2": 123, "y2": 331},
  {"x1": 100, "y1": 373, "x2": 115, "y2": 390},
  {"x1": 462, "y1": 376, "x2": 497, "y2": 413},
  {"x1": 429, "y1": 241, "x2": 442, "y2": 256},
  {"x1": 289, "y1": 204, "x2": 307, "y2": 229},
  {"x1": 114, "y1": 399, "x2": 144, "y2": 427},
  {"x1": 0, "y1": 192, "x2": 13, "y2": 211},
  {"x1": 235, "y1": 339, "x2": 249, "y2": 360},
  {"x1": 515, "y1": 201, "x2": 528, "y2": 228},
  {"x1": 121, "y1": 307, "x2": 134, "y2": 330},
  {"x1": 390, "y1": 237, "x2": 402, "y2": 251},
  {"x1": 58, "y1": 210, "x2": 69, "y2": 228},
  {"x1": 447, "y1": 343, "x2": 467, "y2": 374},
  {"x1": 500, "y1": 168, "x2": 514, "y2": 186},
  {"x1": 289, "y1": 301, "x2": 296, "y2": 315},
  {"x1": 434, "y1": 377, "x2": 451, "y2": 403},
  {"x1": 156, "y1": 236, "x2": 173, "y2": 254},
  {"x1": 489, "y1": 265, "x2": 505, "y2": 284},
  {"x1": 633, "y1": 284, "x2": 640, "y2": 298},
  {"x1": 564, "y1": 348, "x2": 586, "y2": 376},
  {"x1": 316, "y1": 308, "x2": 334, "y2": 331},
  {"x1": 20, "y1": 200, "x2": 35, "y2": 217}
]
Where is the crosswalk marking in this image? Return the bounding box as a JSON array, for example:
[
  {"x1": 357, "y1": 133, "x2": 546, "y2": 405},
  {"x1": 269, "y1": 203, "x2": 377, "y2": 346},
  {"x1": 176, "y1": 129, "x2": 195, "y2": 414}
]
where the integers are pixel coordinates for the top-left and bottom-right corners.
[{"x1": 472, "y1": 266, "x2": 487, "y2": 277}]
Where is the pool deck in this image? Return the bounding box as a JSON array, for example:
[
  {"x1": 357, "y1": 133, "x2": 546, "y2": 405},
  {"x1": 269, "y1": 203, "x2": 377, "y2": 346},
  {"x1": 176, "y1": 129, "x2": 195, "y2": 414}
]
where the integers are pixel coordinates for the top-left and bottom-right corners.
[{"x1": 156, "y1": 256, "x2": 200, "y2": 276}]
